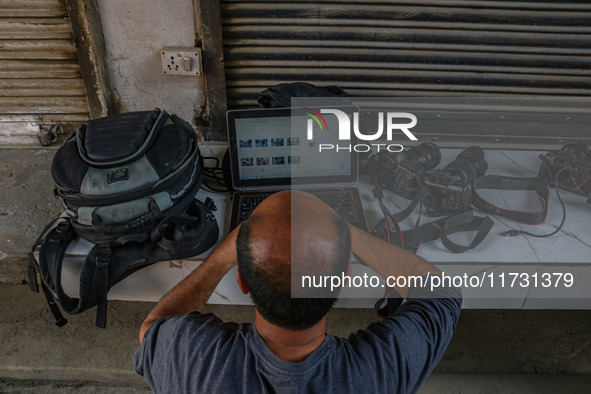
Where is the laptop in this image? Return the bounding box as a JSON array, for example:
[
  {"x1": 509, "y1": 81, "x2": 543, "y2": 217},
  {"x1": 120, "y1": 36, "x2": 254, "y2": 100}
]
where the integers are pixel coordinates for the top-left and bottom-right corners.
[{"x1": 226, "y1": 106, "x2": 368, "y2": 231}]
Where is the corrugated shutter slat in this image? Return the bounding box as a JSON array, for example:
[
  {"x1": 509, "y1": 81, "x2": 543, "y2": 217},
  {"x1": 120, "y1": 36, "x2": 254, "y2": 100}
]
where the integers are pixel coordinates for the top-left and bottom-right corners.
[
  {"x1": 0, "y1": 0, "x2": 89, "y2": 145},
  {"x1": 222, "y1": 1, "x2": 591, "y2": 104},
  {"x1": 220, "y1": 0, "x2": 591, "y2": 147}
]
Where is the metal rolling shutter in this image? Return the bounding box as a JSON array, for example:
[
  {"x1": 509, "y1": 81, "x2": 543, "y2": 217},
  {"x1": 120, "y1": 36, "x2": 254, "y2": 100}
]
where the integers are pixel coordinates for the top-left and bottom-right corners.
[
  {"x1": 0, "y1": 0, "x2": 89, "y2": 145},
  {"x1": 220, "y1": 1, "x2": 591, "y2": 147}
]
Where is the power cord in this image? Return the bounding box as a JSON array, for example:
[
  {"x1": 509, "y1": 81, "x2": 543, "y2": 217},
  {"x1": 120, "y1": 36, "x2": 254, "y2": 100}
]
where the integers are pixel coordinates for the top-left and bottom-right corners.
[{"x1": 201, "y1": 156, "x2": 231, "y2": 193}]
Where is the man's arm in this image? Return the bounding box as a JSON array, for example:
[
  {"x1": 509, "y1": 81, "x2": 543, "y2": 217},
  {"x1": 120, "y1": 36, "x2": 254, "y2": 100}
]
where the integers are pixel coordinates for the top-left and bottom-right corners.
[
  {"x1": 348, "y1": 224, "x2": 460, "y2": 393},
  {"x1": 349, "y1": 224, "x2": 441, "y2": 298},
  {"x1": 138, "y1": 225, "x2": 240, "y2": 343}
]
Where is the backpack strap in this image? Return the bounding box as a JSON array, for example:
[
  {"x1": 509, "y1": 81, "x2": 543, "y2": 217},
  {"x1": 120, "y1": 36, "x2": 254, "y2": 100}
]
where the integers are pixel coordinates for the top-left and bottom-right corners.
[
  {"x1": 31, "y1": 219, "x2": 112, "y2": 328},
  {"x1": 28, "y1": 217, "x2": 61, "y2": 294},
  {"x1": 32, "y1": 199, "x2": 219, "y2": 329},
  {"x1": 94, "y1": 244, "x2": 111, "y2": 328},
  {"x1": 29, "y1": 219, "x2": 74, "y2": 327},
  {"x1": 150, "y1": 198, "x2": 217, "y2": 255},
  {"x1": 28, "y1": 247, "x2": 69, "y2": 328}
]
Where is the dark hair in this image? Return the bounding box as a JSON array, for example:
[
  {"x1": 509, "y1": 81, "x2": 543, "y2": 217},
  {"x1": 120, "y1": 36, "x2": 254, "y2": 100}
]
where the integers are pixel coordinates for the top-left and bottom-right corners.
[{"x1": 236, "y1": 213, "x2": 351, "y2": 330}]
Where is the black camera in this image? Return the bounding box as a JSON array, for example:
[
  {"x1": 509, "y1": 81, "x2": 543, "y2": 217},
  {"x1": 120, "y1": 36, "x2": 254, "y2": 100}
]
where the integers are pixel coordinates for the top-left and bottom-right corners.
[
  {"x1": 542, "y1": 142, "x2": 591, "y2": 203},
  {"x1": 373, "y1": 142, "x2": 441, "y2": 199},
  {"x1": 422, "y1": 146, "x2": 488, "y2": 215}
]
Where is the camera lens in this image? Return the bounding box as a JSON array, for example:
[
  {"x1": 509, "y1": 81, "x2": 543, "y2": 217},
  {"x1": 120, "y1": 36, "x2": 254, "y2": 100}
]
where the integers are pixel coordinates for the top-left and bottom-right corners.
[
  {"x1": 444, "y1": 146, "x2": 487, "y2": 182},
  {"x1": 405, "y1": 142, "x2": 441, "y2": 171}
]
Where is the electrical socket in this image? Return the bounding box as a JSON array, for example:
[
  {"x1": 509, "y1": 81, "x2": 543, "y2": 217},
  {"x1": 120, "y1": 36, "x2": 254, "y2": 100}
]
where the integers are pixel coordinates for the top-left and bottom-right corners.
[{"x1": 161, "y1": 47, "x2": 202, "y2": 76}]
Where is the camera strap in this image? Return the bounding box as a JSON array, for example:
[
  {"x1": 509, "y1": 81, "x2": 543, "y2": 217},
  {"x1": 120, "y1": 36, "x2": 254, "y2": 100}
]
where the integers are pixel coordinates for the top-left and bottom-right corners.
[
  {"x1": 372, "y1": 173, "x2": 430, "y2": 222},
  {"x1": 402, "y1": 211, "x2": 493, "y2": 253},
  {"x1": 471, "y1": 164, "x2": 550, "y2": 225},
  {"x1": 370, "y1": 210, "x2": 494, "y2": 254},
  {"x1": 368, "y1": 210, "x2": 493, "y2": 319}
]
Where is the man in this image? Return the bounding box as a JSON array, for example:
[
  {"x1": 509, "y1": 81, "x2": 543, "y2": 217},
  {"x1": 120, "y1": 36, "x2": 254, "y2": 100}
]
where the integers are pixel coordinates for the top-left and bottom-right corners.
[{"x1": 134, "y1": 191, "x2": 462, "y2": 393}]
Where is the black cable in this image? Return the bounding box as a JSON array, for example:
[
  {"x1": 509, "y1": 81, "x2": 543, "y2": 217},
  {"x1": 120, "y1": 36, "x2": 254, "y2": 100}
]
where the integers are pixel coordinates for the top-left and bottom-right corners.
[
  {"x1": 202, "y1": 156, "x2": 220, "y2": 169},
  {"x1": 503, "y1": 166, "x2": 568, "y2": 238},
  {"x1": 414, "y1": 201, "x2": 423, "y2": 229},
  {"x1": 202, "y1": 179, "x2": 229, "y2": 193},
  {"x1": 201, "y1": 184, "x2": 226, "y2": 193},
  {"x1": 567, "y1": 167, "x2": 589, "y2": 195},
  {"x1": 201, "y1": 155, "x2": 230, "y2": 193}
]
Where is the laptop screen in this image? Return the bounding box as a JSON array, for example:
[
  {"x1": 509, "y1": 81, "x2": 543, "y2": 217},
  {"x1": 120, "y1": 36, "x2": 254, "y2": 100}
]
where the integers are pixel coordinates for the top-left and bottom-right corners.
[{"x1": 227, "y1": 107, "x2": 359, "y2": 189}]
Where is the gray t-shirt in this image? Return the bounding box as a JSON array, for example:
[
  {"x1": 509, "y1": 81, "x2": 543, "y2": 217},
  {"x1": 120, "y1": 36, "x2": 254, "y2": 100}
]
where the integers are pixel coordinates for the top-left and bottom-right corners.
[{"x1": 134, "y1": 284, "x2": 461, "y2": 394}]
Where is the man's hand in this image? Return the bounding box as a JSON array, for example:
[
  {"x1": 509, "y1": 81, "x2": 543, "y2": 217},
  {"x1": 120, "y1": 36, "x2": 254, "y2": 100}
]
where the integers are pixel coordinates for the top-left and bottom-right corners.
[
  {"x1": 349, "y1": 224, "x2": 441, "y2": 298},
  {"x1": 139, "y1": 225, "x2": 241, "y2": 343}
]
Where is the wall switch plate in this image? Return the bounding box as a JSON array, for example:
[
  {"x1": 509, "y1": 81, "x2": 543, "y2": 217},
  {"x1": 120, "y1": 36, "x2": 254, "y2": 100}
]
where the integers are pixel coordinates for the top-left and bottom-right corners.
[{"x1": 161, "y1": 47, "x2": 202, "y2": 76}]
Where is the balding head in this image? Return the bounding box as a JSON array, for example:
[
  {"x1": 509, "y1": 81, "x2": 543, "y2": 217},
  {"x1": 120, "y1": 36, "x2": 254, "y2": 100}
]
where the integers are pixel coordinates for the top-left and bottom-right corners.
[{"x1": 236, "y1": 191, "x2": 351, "y2": 330}]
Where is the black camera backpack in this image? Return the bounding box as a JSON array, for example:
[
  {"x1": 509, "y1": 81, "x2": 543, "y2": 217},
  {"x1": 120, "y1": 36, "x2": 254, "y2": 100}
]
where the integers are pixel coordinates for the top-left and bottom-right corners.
[{"x1": 28, "y1": 109, "x2": 219, "y2": 328}]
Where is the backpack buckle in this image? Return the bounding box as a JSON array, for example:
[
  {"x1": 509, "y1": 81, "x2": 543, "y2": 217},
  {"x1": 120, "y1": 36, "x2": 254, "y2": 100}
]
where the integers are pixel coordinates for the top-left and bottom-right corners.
[
  {"x1": 55, "y1": 221, "x2": 70, "y2": 234},
  {"x1": 45, "y1": 221, "x2": 71, "y2": 245},
  {"x1": 204, "y1": 197, "x2": 217, "y2": 211},
  {"x1": 95, "y1": 249, "x2": 111, "y2": 268}
]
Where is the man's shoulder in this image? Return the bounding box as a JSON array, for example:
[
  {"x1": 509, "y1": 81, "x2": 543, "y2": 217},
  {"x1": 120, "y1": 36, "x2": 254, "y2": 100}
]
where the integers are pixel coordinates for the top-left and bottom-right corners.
[
  {"x1": 135, "y1": 312, "x2": 255, "y2": 372},
  {"x1": 138, "y1": 311, "x2": 255, "y2": 357},
  {"x1": 134, "y1": 312, "x2": 259, "y2": 391},
  {"x1": 147, "y1": 311, "x2": 250, "y2": 338}
]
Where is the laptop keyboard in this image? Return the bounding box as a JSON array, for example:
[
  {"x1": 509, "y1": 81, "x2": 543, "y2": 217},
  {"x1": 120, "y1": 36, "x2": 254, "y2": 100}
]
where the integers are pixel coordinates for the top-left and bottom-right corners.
[{"x1": 235, "y1": 189, "x2": 365, "y2": 228}]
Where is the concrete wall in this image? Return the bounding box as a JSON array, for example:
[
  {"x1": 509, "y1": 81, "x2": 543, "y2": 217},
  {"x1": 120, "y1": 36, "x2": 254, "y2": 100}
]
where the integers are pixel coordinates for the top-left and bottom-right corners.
[{"x1": 97, "y1": 0, "x2": 204, "y2": 126}]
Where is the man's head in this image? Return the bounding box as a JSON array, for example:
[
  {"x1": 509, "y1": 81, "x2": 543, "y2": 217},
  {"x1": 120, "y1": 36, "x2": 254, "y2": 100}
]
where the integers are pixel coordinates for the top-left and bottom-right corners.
[{"x1": 236, "y1": 191, "x2": 351, "y2": 330}]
